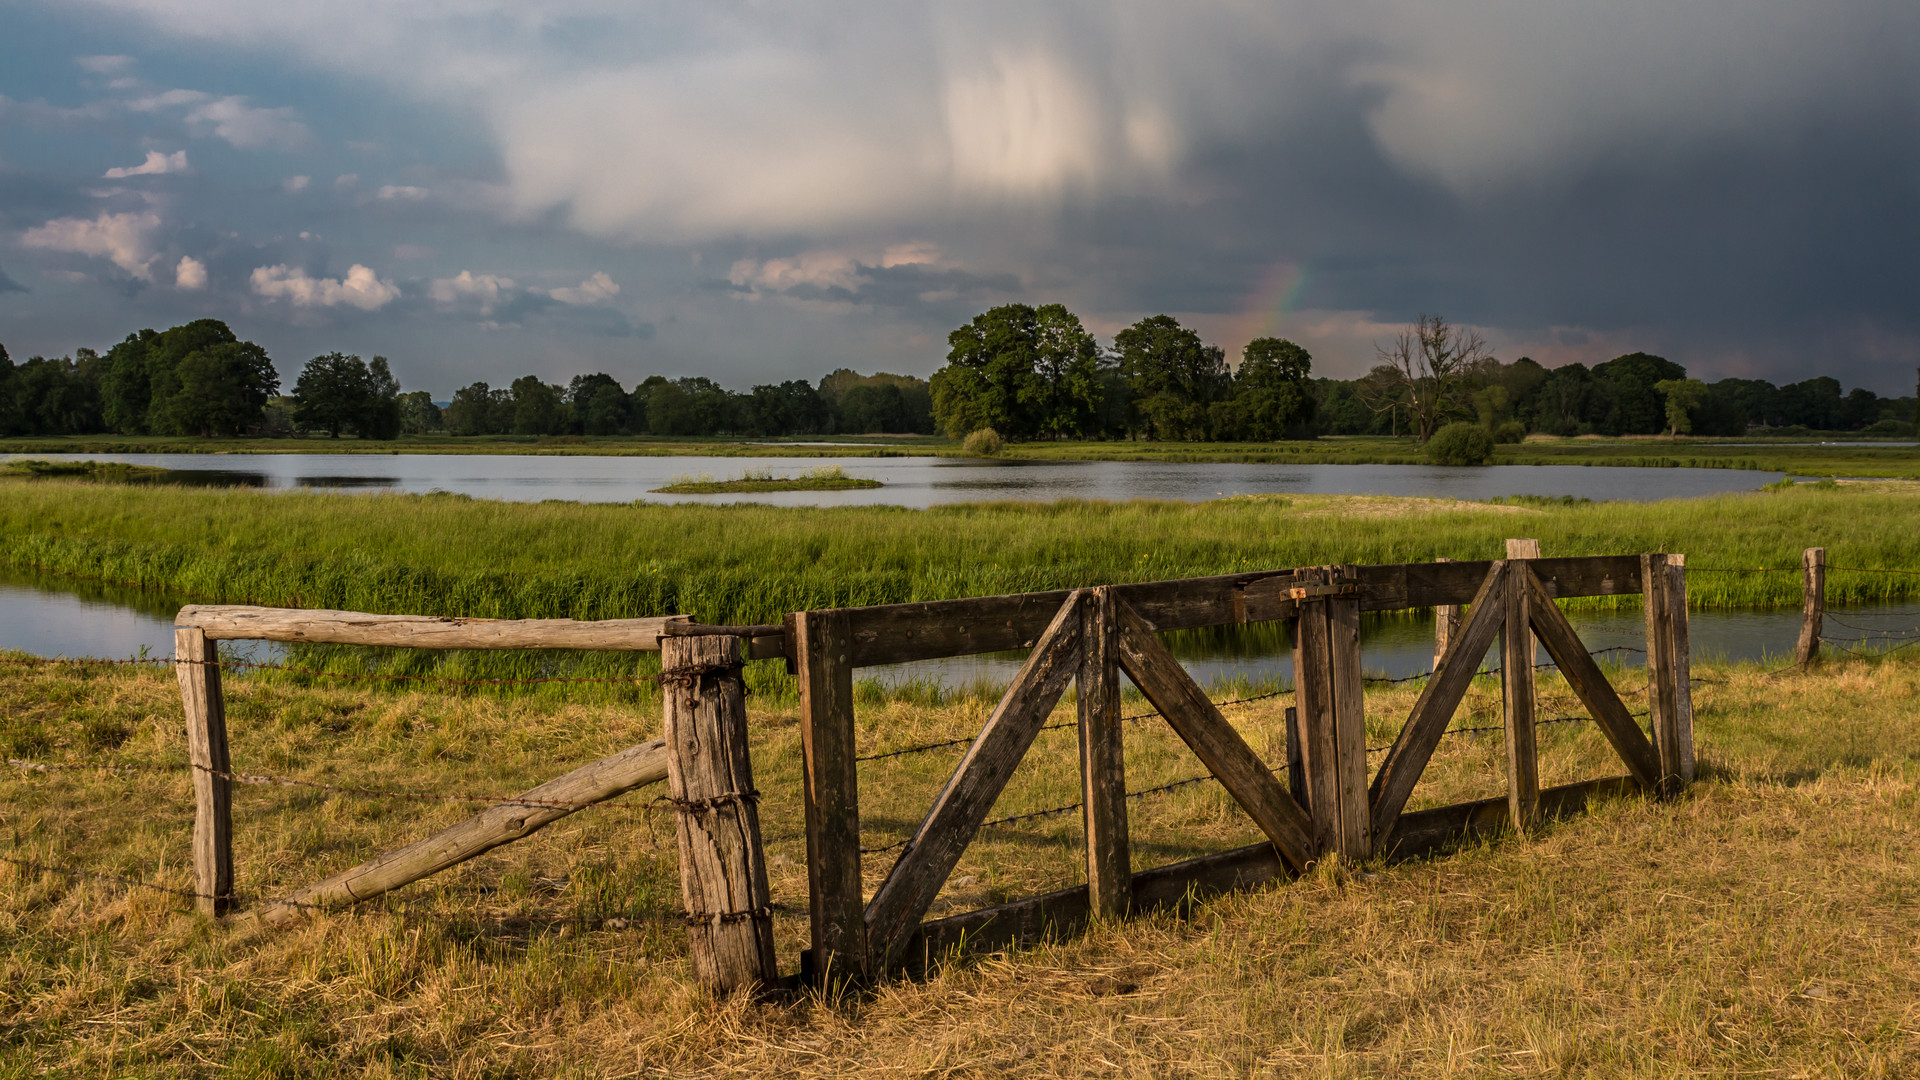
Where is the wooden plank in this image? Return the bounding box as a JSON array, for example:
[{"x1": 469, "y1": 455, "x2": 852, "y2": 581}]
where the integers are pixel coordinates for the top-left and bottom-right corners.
[
  {"x1": 1116, "y1": 600, "x2": 1316, "y2": 872},
  {"x1": 178, "y1": 605, "x2": 691, "y2": 651},
  {"x1": 1291, "y1": 576, "x2": 1337, "y2": 857},
  {"x1": 1078, "y1": 586, "x2": 1130, "y2": 919},
  {"x1": 863, "y1": 592, "x2": 1087, "y2": 971},
  {"x1": 897, "y1": 775, "x2": 1640, "y2": 973},
  {"x1": 1795, "y1": 546, "x2": 1825, "y2": 669},
  {"x1": 664, "y1": 635, "x2": 777, "y2": 993},
  {"x1": 1328, "y1": 590, "x2": 1370, "y2": 859},
  {"x1": 1432, "y1": 557, "x2": 1460, "y2": 669},
  {"x1": 1642, "y1": 553, "x2": 1685, "y2": 798},
  {"x1": 1503, "y1": 539, "x2": 1541, "y2": 831},
  {"x1": 1368, "y1": 560, "x2": 1512, "y2": 844},
  {"x1": 791, "y1": 609, "x2": 865, "y2": 984},
  {"x1": 1284, "y1": 705, "x2": 1306, "y2": 808},
  {"x1": 1502, "y1": 546, "x2": 1539, "y2": 831},
  {"x1": 1669, "y1": 554, "x2": 1695, "y2": 784},
  {"x1": 1523, "y1": 567, "x2": 1661, "y2": 790},
  {"x1": 175, "y1": 627, "x2": 233, "y2": 917},
  {"x1": 234, "y1": 740, "x2": 669, "y2": 929},
  {"x1": 842, "y1": 556, "x2": 1646, "y2": 667}
]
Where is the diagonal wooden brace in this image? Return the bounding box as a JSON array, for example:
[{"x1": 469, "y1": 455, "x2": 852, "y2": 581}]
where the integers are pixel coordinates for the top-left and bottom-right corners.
[
  {"x1": 1370, "y1": 560, "x2": 1513, "y2": 846},
  {"x1": 863, "y1": 590, "x2": 1087, "y2": 971},
  {"x1": 1115, "y1": 600, "x2": 1316, "y2": 872},
  {"x1": 1523, "y1": 566, "x2": 1661, "y2": 791}
]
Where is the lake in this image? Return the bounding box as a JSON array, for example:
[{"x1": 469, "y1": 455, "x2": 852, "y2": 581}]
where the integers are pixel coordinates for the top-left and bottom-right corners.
[{"x1": 1, "y1": 453, "x2": 1788, "y2": 507}]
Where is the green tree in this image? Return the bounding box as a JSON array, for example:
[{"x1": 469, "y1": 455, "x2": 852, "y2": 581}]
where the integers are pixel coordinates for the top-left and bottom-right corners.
[
  {"x1": 1369, "y1": 314, "x2": 1489, "y2": 442},
  {"x1": 1115, "y1": 315, "x2": 1228, "y2": 440},
  {"x1": 157, "y1": 341, "x2": 279, "y2": 436},
  {"x1": 1591, "y1": 352, "x2": 1686, "y2": 435},
  {"x1": 292, "y1": 353, "x2": 371, "y2": 438},
  {"x1": 567, "y1": 373, "x2": 626, "y2": 434},
  {"x1": 1653, "y1": 378, "x2": 1709, "y2": 436},
  {"x1": 445, "y1": 382, "x2": 495, "y2": 436},
  {"x1": 103, "y1": 320, "x2": 275, "y2": 436},
  {"x1": 398, "y1": 391, "x2": 442, "y2": 434},
  {"x1": 508, "y1": 375, "x2": 568, "y2": 436},
  {"x1": 1230, "y1": 337, "x2": 1315, "y2": 440},
  {"x1": 932, "y1": 304, "x2": 1049, "y2": 439}
]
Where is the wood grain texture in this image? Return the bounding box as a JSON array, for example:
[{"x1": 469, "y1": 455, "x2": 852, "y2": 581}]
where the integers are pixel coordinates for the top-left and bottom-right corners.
[
  {"x1": 1327, "y1": 593, "x2": 1370, "y2": 859},
  {"x1": 1117, "y1": 600, "x2": 1316, "y2": 872},
  {"x1": 840, "y1": 556, "x2": 1646, "y2": 667},
  {"x1": 1795, "y1": 546, "x2": 1825, "y2": 669},
  {"x1": 664, "y1": 635, "x2": 777, "y2": 993},
  {"x1": 1368, "y1": 560, "x2": 1512, "y2": 844},
  {"x1": 1432, "y1": 557, "x2": 1460, "y2": 669},
  {"x1": 175, "y1": 628, "x2": 233, "y2": 917},
  {"x1": 1641, "y1": 553, "x2": 1686, "y2": 797},
  {"x1": 863, "y1": 592, "x2": 1087, "y2": 971},
  {"x1": 1078, "y1": 586, "x2": 1130, "y2": 919},
  {"x1": 1668, "y1": 554, "x2": 1695, "y2": 783},
  {"x1": 1523, "y1": 567, "x2": 1661, "y2": 790},
  {"x1": 1290, "y1": 575, "x2": 1337, "y2": 857},
  {"x1": 177, "y1": 606, "x2": 690, "y2": 651},
  {"x1": 1502, "y1": 549, "x2": 1539, "y2": 831},
  {"x1": 234, "y1": 740, "x2": 669, "y2": 929},
  {"x1": 791, "y1": 609, "x2": 866, "y2": 984},
  {"x1": 895, "y1": 775, "x2": 1641, "y2": 974}
]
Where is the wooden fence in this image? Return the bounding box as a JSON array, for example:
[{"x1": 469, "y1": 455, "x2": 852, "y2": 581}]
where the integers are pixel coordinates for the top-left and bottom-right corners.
[{"x1": 174, "y1": 547, "x2": 1697, "y2": 994}]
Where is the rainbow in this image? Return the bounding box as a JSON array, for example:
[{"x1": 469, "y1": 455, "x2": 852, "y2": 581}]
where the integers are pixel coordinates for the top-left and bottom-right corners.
[{"x1": 1227, "y1": 261, "x2": 1313, "y2": 353}]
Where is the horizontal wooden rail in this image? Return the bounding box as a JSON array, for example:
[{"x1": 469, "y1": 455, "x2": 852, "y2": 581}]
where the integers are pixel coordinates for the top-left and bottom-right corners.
[
  {"x1": 835, "y1": 556, "x2": 1643, "y2": 667},
  {"x1": 890, "y1": 775, "x2": 1640, "y2": 975},
  {"x1": 176, "y1": 606, "x2": 692, "y2": 651}
]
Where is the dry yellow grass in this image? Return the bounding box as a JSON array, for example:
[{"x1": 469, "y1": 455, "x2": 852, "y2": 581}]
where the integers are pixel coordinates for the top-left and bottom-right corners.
[{"x1": 4, "y1": 651, "x2": 1918, "y2": 1077}]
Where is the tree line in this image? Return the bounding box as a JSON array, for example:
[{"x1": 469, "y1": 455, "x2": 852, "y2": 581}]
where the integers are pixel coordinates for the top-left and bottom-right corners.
[{"x1": 3, "y1": 312, "x2": 1912, "y2": 441}]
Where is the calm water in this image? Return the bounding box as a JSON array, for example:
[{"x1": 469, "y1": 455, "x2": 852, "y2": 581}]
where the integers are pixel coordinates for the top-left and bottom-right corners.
[
  {"x1": 1, "y1": 453, "x2": 1787, "y2": 506},
  {"x1": 6, "y1": 566, "x2": 1906, "y2": 691}
]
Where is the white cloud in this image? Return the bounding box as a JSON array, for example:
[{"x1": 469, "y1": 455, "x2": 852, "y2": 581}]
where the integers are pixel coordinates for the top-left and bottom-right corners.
[
  {"x1": 174, "y1": 255, "x2": 207, "y2": 289},
  {"x1": 103, "y1": 149, "x2": 188, "y2": 178},
  {"x1": 429, "y1": 270, "x2": 515, "y2": 314},
  {"x1": 130, "y1": 88, "x2": 310, "y2": 149},
  {"x1": 282, "y1": 174, "x2": 311, "y2": 193},
  {"x1": 21, "y1": 211, "x2": 161, "y2": 279},
  {"x1": 250, "y1": 263, "x2": 400, "y2": 310},
  {"x1": 546, "y1": 271, "x2": 619, "y2": 305},
  {"x1": 375, "y1": 184, "x2": 430, "y2": 200}
]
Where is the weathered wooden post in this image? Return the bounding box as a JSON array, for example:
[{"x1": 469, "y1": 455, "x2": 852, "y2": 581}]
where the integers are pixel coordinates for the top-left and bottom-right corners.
[
  {"x1": 663, "y1": 634, "x2": 776, "y2": 993},
  {"x1": 1795, "y1": 546, "x2": 1826, "y2": 669},
  {"x1": 1291, "y1": 566, "x2": 1370, "y2": 861},
  {"x1": 1078, "y1": 587, "x2": 1130, "y2": 918},
  {"x1": 1433, "y1": 557, "x2": 1460, "y2": 670},
  {"x1": 789, "y1": 609, "x2": 864, "y2": 986},
  {"x1": 1642, "y1": 553, "x2": 1694, "y2": 797},
  {"x1": 1502, "y1": 539, "x2": 1541, "y2": 830},
  {"x1": 175, "y1": 626, "x2": 233, "y2": 917},
  {"x1": 1283, "y1": 705, "x2": 1306, "y2": 808}
]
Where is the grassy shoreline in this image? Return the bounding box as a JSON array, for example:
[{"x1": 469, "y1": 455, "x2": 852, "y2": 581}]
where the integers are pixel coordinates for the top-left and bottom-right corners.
[
  {"x1": 5, "y1": 650, "x2": 1917, "y2": 1076},
  {"x1": 651, "y1": 465, "x2": 882, "y2": 495},
  {"x1": 2, "y1": 479, "x2": 1918, "y2": 631}
]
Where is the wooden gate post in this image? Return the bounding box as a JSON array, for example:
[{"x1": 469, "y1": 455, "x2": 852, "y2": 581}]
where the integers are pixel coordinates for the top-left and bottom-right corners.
[
  {"x1": 1433, "y1": 557, "x2": 1460, "y2": 669},
  {"x1": 789, "y1": 609, "x2": 864, "y2": 986},
  {"x1": 1795, "y1": 546, "x2": 1826, "y2": 669},
  {"x1": 1502, "y1": 539, "x2": 1541, "y2": 831},
  {"x1": 663, "y1": 634, "x2": 776, "y2": 993},
  {"x1": 1292, "y1": 567, "x2": 1370, "y2": 861},
  {"x1": 1642, "y1": 553, "x2": 1693, "y2": 798},
  {"x1": 175, "y1": 626, "x2": 233, "y2": 917},
  {"x1": 1079, "y1": 587, "x2": 1130, "y2": 918}
]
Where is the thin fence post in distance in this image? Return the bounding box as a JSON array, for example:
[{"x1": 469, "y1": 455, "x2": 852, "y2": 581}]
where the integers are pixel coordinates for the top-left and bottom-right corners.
[
  {"x1": 175, "y1": 625, "x2": 233, "y2": 917},
  {"x1": 1433, "y1": 557, "x2": 1460, "y2": 670},
  {"x1": 663, "y1": 634, "x2": 776, "y2": 994},
  {"x1": 1079, "y1": 586, "x2": 1130, "y2": 919},
  {"x1": 1503, "y1": 540, "x2": 1541, "y2": 831},
  {"x1": 1796, "y1": 546, "x2": 1826, "y2": 669}
]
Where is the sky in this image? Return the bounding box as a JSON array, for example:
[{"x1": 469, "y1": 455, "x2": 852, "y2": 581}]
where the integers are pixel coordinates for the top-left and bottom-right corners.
[{"x1": 1, "y1": 1, "x2": 1917, "y2": 397}]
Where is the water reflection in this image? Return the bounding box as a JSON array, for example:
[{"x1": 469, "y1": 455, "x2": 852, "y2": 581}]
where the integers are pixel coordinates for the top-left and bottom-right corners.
[{"x1": 2, "y1": 452, "x2": 1786, "y2": 507}]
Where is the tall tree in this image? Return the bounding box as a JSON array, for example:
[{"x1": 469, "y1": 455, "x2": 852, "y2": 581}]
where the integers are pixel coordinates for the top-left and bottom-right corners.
[
  {"x1": 1653, "y1": 378, "x2": 1709, "y2": 436},
  {"x1": 932, "y1": 304, "x2": 1049, "y2": 438},
  {"x1": 1592, "y1": 352, "x2": 1686, "y2": 435},
  {"x1": 293, "y1": 353, "x2": 373, "y2": 438},
  {"x1": 1369, "y1": 314, "x2": 1489, "y2": 442},
  {"x1": 1230, "y1": 337, "x2": 1315, "y2": 440},
  {"x1": 1115, "y1": 315, "x2": 1228, "y2": 440},
  {"x1": 508, "y1": 375, "x2": 568, "y2": 436}
]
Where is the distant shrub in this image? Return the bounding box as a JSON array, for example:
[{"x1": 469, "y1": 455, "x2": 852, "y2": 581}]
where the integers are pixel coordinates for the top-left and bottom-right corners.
[
  {"x1": 1426, "y1": 422, "x2": 1495, "y2": 466},
  {"x1": 1493, "y1": 421, "x2": 1527, "y2": 444},
  {"x1": 963, "y1": 428, "x2": 1003, "y2": 456},
  {"x1": 1486, "y1": 494, "x2": 1593, "y2": 508},
  {"x1": 1862, "y1": 418, "x2": 1913, "y2": 437}
]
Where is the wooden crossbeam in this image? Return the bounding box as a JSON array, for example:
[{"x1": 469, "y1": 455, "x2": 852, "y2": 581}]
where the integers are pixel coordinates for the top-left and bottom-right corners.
[
  {"x1": 1114, "y1": 600, "x2": 1316, "y2": 872},
  {"x1": 863, "y1": 591, "x2": 1087, "y2": 971},
  {"x1": 1369, "y1": 560, "x2": 1513, "y2": 845},
  {"x1": 1522, "y1": 566, "x2": 1661, "y2": 790}
]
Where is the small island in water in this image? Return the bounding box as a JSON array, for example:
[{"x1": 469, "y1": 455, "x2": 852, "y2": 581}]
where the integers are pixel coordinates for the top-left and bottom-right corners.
[{"x1": 651, "y1": 465, "x2": 882, "y2": 494}]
